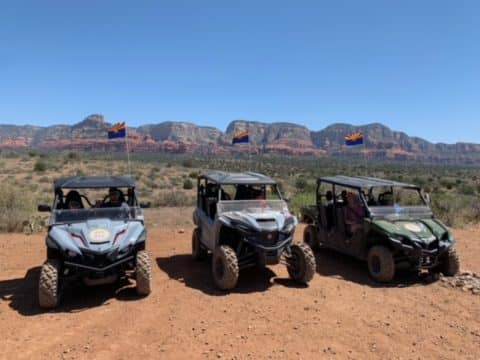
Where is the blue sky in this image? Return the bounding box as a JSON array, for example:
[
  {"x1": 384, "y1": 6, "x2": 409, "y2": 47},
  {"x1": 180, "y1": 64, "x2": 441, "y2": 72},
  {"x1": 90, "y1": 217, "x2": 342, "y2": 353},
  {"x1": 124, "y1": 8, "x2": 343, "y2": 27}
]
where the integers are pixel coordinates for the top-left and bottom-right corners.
[{"x1": 0, "y1": 0, "x2": 478, "y2": 143}]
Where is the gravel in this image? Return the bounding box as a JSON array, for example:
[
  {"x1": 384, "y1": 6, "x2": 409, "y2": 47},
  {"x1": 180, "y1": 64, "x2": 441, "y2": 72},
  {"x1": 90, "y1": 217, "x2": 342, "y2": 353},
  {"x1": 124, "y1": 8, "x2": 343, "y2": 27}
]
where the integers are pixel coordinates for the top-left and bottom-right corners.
[{"x1": 439, "y1": 271, "x2": 480, "y2": 295}]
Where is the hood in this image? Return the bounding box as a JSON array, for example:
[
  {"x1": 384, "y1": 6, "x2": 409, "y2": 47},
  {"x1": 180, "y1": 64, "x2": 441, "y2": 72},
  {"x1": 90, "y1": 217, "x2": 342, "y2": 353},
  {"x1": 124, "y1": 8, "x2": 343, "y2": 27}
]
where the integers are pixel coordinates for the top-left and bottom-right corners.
[
  {"x1": 219, "y1": 209, "x2": 297, "y2": 232},
  {"x1": 49, "y1": 219, "x2": 145, "y2": 254},
  {"x1": 373, "y1": 218, "x2": 451, "y2": 243}
]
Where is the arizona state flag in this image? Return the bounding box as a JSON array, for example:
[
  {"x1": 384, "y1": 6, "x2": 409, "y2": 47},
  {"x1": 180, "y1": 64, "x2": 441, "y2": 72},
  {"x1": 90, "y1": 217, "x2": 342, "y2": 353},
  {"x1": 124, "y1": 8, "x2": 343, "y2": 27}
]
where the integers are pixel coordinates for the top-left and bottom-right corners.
[
  {"x1": 232, "y1": 130, "x2": 249, "y2": 144},
  {"x1": 345, "y1": 131, "x2": 364, "y2": 146},
  {"x1": 108, "y1": 122, "x2": 126, "y2": 139}
]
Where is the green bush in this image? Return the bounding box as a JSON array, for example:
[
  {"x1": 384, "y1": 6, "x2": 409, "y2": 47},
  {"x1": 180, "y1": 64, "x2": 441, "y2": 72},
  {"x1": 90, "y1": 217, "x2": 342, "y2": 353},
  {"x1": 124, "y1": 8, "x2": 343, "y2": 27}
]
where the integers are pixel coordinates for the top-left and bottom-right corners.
[
  {"x1": 295, "y1": 177, "x2": 308, "y2": 191},
  {"x1": 34, "y1": 160, "x2": 47, "y2": 172},
  {"x1": 289, "y1": 192, "x2": 316, "y2": 215},
  {"x1": 183, "y1": 179, "x2": 194, "y2": 190},
  {"x1": 459, "y1": 183, "x2": 475, "y2": 195},
  {"x1": 67, "y1": 152, "x2": 81, "y2": 160},
  {"x1": 182, "y1": 158, "x2": 195, "y2": 168},
  {"x1": 430, "y1": 193, "x2": 473, "y2": 227}
]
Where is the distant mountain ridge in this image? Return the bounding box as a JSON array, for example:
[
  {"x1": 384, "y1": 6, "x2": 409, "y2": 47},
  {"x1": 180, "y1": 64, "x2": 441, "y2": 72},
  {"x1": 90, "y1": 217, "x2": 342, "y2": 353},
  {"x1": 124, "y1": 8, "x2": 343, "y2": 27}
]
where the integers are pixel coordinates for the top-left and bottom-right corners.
[{"x1": 1, "y1": 114, "x2": 480, "y2": 163}]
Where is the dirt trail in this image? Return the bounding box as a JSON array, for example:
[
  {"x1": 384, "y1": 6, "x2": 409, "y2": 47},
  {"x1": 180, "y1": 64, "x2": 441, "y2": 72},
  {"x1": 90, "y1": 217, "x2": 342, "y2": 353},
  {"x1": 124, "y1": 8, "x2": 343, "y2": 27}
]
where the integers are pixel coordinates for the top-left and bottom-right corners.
[{"x1": 0, "y1": 216, "x2": 479, "y2": 359}]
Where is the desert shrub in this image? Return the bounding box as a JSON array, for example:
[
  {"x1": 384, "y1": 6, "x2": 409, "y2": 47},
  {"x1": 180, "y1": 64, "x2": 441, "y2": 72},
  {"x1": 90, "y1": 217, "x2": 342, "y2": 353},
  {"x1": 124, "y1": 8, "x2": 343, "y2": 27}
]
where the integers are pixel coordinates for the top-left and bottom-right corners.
[
  {"x1": 76, "y1": 169, "x2": 86, "y2": 176},
  {"x1": 430, "y1": 193, "x2": 473, "y2": 227},
  {"x1": 66, "y1": 152, "x2": 81, "y2": 160},
  {"x1": 182, "y1": 158, "x2": 195, "y2": 168},
  {"x1": 289, "y1": 192, "x2": 316, "y2": 215},
  {"x1": 3, "y1": 151, "x2": 19, "y2": 158},
  {"x1": 459, "y1": 183, "x2": 475, "y2": 195},
  {"x1": 439, "y1": 179, "x2": 455, "y2": 190},
  {"x1": 0, "y1": 185, "x2": 35, "y2": 232},
  {"x1": 295, "y1": 177, "x2": 308, "y2": 191},
  {"x1": 34, "y1": 159, "x2": 47, "y2": 172},
  {"x1": 188, "y1": 171, "x2": 198, "y2": 179},
  {"x1": 183, "y1": 179, "x2": 194, "y2": 190},
  {"x1": 412, "y1": 176, "x2": 426, "y2": 188},
  {"x1": 170, "y1": 177, "x2": 182, "y2": 186},
  {"x1": 38, "y1": 176, "x2": 50, "y2": 183}
]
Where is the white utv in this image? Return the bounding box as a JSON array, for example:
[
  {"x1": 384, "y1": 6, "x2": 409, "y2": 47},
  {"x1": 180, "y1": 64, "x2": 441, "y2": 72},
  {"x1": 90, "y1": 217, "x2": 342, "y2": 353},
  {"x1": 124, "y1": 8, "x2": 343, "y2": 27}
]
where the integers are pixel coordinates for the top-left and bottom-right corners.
[{"x1": 192, "y1": 171, "x2": 316, "y2": 290}]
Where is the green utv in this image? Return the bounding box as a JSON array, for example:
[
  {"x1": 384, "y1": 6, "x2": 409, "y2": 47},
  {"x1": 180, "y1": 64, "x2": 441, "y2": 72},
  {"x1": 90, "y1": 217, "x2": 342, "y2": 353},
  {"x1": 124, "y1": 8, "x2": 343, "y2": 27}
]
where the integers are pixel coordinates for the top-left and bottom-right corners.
[{"x1": 301, "y1": 176, "x2": 459, "y2": 282}]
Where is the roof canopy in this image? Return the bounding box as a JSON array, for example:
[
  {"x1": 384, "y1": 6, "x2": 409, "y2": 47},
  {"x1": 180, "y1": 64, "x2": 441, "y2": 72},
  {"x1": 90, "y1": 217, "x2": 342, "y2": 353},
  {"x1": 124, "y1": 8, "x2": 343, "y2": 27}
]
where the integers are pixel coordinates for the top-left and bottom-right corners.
[
  {"x1": 54, "y1": 176, "x2": 136, "y2": 189},
  {"x1": 200, "y1": 171, "x2": 276, "y2": 185},
  {"x1": 319, "y1": 176, "x2": 419, "y2": 189}
]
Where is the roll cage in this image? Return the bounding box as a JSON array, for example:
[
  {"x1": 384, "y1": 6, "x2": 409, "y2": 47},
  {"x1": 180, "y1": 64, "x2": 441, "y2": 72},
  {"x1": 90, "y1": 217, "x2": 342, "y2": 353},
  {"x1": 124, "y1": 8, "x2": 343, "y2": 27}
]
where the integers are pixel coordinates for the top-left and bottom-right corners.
[{"x1": 196, "y1": 171, "x2": 283, "y2": 220}]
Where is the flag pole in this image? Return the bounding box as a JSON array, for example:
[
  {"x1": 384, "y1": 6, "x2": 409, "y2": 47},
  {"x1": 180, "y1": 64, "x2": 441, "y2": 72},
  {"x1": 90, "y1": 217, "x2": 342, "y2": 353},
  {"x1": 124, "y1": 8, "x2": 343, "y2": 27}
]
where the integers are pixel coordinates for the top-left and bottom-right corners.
[
  {"x1": 363, "y1": 133, "x2": 367, "y2": 175},
  {"x1": 125, "y1": 124, "x2": 131, "y2": 176},
  {"x1": 248, "y1": 124, "x2": 251, "y2": 171}
]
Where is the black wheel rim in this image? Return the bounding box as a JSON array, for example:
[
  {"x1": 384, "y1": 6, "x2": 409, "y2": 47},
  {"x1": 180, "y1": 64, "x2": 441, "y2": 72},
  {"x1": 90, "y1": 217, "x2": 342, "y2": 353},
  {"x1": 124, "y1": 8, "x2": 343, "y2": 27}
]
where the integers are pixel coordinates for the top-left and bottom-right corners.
[
  {"x1": 289, "y1": 251, "x2": 301, "y2": 277},
  {"x1": 215, "y1": 257, "x2": 224, "y2": 279},
  {"x1": 305, "y1": 232, "x2": 312, "y2": 246},
  {"x1": 371, "y1": 255, "x2": 381, "y2": 274}
]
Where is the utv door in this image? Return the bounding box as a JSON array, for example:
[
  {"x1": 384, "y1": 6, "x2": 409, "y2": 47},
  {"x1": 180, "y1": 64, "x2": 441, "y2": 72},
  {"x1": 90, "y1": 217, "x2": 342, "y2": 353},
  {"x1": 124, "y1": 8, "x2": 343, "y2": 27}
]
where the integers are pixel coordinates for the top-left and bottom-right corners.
[
  {"x1": 316, "y1": 182, "x2": 345, "y2": 252},
  {"x1": 198, "y1": 180, "x2": 218, "y2": 250}
]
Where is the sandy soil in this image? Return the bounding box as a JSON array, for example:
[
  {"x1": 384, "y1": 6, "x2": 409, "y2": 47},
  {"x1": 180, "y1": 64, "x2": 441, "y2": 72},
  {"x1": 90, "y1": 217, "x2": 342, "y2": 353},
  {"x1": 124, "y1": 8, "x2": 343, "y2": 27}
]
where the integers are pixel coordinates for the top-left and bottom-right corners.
[{"x1": 0, "y1": 209, "x2": 479, "y2": 360}]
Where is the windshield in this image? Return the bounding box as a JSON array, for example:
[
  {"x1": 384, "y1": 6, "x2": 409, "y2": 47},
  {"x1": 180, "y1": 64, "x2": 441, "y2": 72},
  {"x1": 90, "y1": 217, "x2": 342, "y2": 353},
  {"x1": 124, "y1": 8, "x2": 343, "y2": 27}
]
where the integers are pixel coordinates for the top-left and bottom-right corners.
[
  {"x1": 51, "y1": 206, "x2": 143, "y2": 224},
  {"x1": 217, "y1": 200, "x2": 289, "y2": 214},
  {"x1": 366, "y1": 186, "x2": 430, "y2": 218},
  {"x1": 219, "y1": 184, "x2": 282, "y2": 201},
  {"x1": 56, "y1": 187, "x2": 135, "y2": 209},
  {"x1": 369, "y1": 205, "x2": 433, "y2": 219},
  {"x1": 50, "y1": 186, "x2": 142, "y2": 223},
  {"x1": 366, "y1": 186, "x2": 426, "y2": 207}
]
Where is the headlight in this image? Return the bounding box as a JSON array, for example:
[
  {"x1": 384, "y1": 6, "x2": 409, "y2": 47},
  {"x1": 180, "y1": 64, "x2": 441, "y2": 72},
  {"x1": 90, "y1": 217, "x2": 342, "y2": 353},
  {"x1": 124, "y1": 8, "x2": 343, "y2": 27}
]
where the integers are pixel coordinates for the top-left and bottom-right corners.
[
  {"x1": 390, "y1": 235, "x2": 409, "y2": 245},
  {"x1": 136, "y1": 230, "x2": 146, "y2": 243},
  {"x1": 441, "y1": 231, "x2": 452, "y2": 242},
  {"x1": 282, "y1": 222, "x2": 295, "y2": 234}
]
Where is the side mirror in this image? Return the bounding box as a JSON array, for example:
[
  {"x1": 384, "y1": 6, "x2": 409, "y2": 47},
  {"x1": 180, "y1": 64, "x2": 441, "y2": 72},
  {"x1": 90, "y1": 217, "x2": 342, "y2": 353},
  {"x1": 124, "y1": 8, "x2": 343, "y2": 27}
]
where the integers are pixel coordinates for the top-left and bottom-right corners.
[
  {"x1": 38, "y1": 204, "x2": 52, "y2": 212},
  {"x1": 140, "y1": 202, "x2": 151, "y2": 209},
  {"x1": 284, "y1": 197, "x2": 290, "y2": 203}
]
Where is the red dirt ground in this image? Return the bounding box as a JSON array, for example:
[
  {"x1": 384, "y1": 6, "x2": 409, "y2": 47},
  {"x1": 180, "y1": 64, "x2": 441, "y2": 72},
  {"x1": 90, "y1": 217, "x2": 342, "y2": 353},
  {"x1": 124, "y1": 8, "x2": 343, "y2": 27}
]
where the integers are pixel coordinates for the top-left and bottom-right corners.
[{"x1": 0, "y1": 210, "x2": 479, "y2": 359}]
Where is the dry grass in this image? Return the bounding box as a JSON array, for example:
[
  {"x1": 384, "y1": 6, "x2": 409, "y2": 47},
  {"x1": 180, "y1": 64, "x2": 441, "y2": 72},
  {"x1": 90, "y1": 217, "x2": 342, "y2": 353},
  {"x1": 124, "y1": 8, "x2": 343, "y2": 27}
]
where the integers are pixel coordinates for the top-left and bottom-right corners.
[{"x1": 1, "y1": 151, "x2": 480, "y2": 232}]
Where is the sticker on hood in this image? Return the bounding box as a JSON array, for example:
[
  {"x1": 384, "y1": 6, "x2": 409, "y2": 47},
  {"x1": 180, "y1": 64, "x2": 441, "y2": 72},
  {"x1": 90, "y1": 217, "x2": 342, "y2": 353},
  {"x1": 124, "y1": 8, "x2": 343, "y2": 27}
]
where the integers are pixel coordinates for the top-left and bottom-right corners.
[
  {"x1": 89, "y1": 228, "x2": 111, "y2": 243},
  {"x1": 403, "y1": 223, "x2": 424, "y2": 233}
]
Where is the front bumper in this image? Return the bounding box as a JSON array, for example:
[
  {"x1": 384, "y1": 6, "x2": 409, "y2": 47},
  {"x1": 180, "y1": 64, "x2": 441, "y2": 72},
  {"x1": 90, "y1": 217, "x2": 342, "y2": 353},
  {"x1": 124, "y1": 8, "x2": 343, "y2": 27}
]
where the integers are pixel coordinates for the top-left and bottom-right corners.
[
  {"x1": 243, "y1": 233, "x2": 293, "y2": 266},
  {"x1": 62, "y1": 243, "x2": 144, "y2": 274},
  {"x1": 389, "y1": 237, "x2": 452, "y2": 269},
  {"x1": 65, "y1": 255, "x2": 134, "y2": 272}
]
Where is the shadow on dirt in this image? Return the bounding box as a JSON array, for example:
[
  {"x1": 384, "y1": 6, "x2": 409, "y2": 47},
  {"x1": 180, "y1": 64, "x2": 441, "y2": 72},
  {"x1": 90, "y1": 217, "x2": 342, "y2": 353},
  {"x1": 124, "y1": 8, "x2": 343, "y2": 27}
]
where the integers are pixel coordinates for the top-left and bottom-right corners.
[
  {"x1": 314, "y1": 248, "x2": 438, "y2": 288},
  {"x1": 0, "y1": 267, "x2": 145, "y2": 316},
  {"x1": 156, "y1": 254, "x2": 302, "y2": 295}
]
